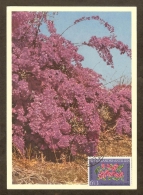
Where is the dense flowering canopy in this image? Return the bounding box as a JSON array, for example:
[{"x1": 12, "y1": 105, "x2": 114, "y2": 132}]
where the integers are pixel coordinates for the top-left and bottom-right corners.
[{"x1": 12, "y1": 12, "x2": 131, "y2": 157}]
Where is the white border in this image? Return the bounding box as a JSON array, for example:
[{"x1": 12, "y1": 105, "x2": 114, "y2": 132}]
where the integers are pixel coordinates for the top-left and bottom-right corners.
[{"x1": 7, "y1": 6, "x2": 137, "y2": 189}]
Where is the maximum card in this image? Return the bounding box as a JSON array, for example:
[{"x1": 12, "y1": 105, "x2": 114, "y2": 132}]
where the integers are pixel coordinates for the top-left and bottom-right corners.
[{"x1": 7, "y1": 6, "x2": 137, "y2": 189}]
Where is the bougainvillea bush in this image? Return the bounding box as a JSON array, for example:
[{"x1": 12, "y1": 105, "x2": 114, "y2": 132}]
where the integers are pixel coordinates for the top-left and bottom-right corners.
[{"x1": 12, "y1": 12, "x2": 131, "y2": 158}]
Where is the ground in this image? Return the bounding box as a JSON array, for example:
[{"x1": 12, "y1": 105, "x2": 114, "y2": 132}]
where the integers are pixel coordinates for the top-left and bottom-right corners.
[{"x1": 12, "y1": 129, "x2": 131, "y2": 184}]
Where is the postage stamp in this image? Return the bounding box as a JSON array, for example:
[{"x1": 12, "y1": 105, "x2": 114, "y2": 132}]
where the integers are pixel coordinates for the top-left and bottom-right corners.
[{"x1": 88, "y1": 157, "x2": 131, "y2": 186}]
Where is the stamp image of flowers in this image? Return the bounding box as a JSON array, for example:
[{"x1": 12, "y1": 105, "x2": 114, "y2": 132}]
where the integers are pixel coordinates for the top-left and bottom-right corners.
[{"x1": 95, "y1": 163, "x2": 124, "y2": 181}]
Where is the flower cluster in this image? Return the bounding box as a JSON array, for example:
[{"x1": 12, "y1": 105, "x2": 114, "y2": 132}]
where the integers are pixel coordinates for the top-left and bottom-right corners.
[
  {"x1": 106, "y1": 84, "x2": 131, "y2": 135},
  {"x1": 74, "y1": 16, "x2": 114, "y2": 33},
  {"x1": 83, "y1": 35, "x2": 131, "y2": 67},
  {"x1": 12, "y1": 12, "x2": 131, "y2": 157},
  {"x1": 47, "y1": 20, "x2": 56, "y2": 34},
  {"x1": 95, "y1": 163, "x2": 124, "y2": 181}
]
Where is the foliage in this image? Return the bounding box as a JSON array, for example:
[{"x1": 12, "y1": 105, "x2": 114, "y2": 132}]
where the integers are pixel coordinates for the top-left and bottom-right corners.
[{"x1": 12, "y1": 12, "x2": 131, "y2": 157}]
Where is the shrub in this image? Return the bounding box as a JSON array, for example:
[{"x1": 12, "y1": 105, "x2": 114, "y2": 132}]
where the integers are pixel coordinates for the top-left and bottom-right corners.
[{"x1": 12, "y1": 12, "x2": 131, "y2": 158}]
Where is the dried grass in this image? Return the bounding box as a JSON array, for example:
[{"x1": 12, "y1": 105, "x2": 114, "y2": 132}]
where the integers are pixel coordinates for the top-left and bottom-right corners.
[
  {"x1": 98, "y1": 104, "x2": 132, "y2": 157},
  {"x1": 12, "y1": 155, "x2": 87, "y2": 184},
  {"x1": 97, "y1": 129, "x2": 132, "y2": 157},
  {"x1": 12, "y1": 129, "x2": 131, "y2": 185}
]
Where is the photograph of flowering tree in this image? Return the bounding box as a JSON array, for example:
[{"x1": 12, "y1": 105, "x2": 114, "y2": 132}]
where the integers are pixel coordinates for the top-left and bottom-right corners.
[{"x1": 12, "y1": 10, "x2": 132, "y2": 185}]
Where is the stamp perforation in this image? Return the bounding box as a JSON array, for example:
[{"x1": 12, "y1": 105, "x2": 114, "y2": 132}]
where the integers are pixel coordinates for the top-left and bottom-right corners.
[{"x1": 88, "y1": 157, "x2": 131, "y2": 186}]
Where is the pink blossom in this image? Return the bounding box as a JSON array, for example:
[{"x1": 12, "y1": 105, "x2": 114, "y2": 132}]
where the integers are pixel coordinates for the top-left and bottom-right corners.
[
  {"x1": 98, "y1": 171, "x2": 106, "y2": 180},
  {"x1": 107, "y1": 164, "x2": 112, "y2": 170},
  {"x1": 112, "y1": 164, "x2": 119, "y2": 171},
  {"x1": 107, "y1": 171, "x2": 113, "y2": 177},
  {"x1": 119, "y1": 172, "x2": 124, "y2": 178},
  {"x1": 114, "y1": 172, "x2": 120, "y2": 178},
  {"x1": 101, "y1": 163, "x2": 106, "y2": 169}
]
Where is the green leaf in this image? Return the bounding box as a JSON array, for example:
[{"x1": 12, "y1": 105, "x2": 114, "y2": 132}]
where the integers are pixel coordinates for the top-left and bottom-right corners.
[
  {"x1": 117, "y1": 164, "x2": 124, "y2": 172},
  {"x1": 102, "y1": 178, "x2": 106, "y2": 180},
  {"x1": 95, "y1": 169, "x2": 98, "y2": 174},
  {"x1": 118, "y1": 164, "x2": 124, "y2": 169},
  {"x1": 116, "y1": 178, "x2": 120, "y2": 181},
  {"x1": 95, "y1": 166, "x2": 100, "y2": 174},
  {"x1": 112, "y1": 177, "x2": 116, "y2": 180}
]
